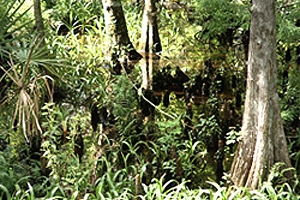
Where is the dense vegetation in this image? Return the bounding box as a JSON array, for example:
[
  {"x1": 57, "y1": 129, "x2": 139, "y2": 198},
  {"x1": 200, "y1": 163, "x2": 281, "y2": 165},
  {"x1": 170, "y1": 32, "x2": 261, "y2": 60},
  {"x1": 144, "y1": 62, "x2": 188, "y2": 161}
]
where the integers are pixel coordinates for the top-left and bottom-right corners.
[{"x1": 0, "y1": 0, "x2": 299, "y2": 199}]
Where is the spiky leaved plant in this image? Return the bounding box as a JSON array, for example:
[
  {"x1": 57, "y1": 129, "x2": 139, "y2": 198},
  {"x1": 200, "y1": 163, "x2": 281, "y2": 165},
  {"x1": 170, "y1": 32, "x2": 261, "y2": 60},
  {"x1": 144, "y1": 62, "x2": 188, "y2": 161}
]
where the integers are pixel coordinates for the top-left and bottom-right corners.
[{"x1": 0, "y1": 38, "x2": 54, "y2": 143}]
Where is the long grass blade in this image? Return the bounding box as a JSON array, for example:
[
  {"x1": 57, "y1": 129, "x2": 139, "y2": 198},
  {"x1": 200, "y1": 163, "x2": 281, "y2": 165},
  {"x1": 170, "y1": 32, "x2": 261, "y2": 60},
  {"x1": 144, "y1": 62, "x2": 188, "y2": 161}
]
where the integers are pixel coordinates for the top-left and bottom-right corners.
[
  {"x1": 24, "y1": 91, "x2": 32, "y2": 137},
  {"x1": 0, "y1": 65, "x2": 18, "y2": 85},
  {"x1": 5, "y1": 4, "x2": 32, "y2": 34},
  {"x1": 43, "y1": 75, "x2": 54, "y2": 102},
  {"x1": 12, "y1": 94, "x2": 21, "y2": 130},
  {"x1": 22, "y1": 37, "x2": 37, "y2": 84},
  {"x1": 21, "y1": 90, "x2": 29, "y2": 142},
  {"x1": 9, "y1": 54, "x2": 20, "y2": 82},
  {"x1": 0, "y1": 184, "x2": 11, "y2": 200}
]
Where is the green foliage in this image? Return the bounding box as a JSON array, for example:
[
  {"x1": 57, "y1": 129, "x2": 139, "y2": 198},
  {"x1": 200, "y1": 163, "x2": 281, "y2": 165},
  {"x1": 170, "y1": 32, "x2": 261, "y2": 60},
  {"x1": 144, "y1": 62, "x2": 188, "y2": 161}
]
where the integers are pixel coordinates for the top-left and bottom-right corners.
[
  {"x1": 280, "y1": 66, "x2": 300, "y2": 175},
  {"x1": 276, "y1": 1, "x2": 300, "y2": 45},
  {"x1": 41, "y1": 103, "x2": 93, "y2": 194},
  {"x1": 122, "y1": 1, "x2": 143, "y2": 46},
  {"x1": 0, "y1": 0, "x2": 300, "y2": 199},
  {"x1": 193, "y1": 0, "x2": 250, "y2": 49},
  {"x1": 0, "y1": 146, "x2": 45, "y2": 198},
  {"x1": 111, "y1": 75, "x2": 139, "y2": 136},
  {"x1": 0, "y1": 0, "x2": 32, "y2": 62},
  {"x1": 46, "y1": 0, "x2": 103, "y2": 30}
]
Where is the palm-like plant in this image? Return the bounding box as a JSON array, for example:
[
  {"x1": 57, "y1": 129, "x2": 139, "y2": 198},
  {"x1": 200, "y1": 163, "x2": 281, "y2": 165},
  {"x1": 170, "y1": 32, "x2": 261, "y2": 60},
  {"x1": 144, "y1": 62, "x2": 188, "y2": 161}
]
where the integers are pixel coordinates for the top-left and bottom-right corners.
[
  {"x1": 0, "y1": 39, "x2": 53, "y2": 142},
  {"x1": 0, "y1": 0, "x2": 32, "y2": 100},
  {"x1": 0, "y1": 0, "x2": 65, "y2": 140},
  {"x1": 0, "y1": 0, "x2": 32, "y2": 55}
]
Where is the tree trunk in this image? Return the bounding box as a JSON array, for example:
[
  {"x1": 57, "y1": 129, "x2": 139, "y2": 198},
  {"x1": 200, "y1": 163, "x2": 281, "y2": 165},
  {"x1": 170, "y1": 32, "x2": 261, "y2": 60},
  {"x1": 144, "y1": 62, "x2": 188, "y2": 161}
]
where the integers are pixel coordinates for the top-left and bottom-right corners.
[
  {"x1": 296, "y1": 20, "x2": 300, "y2": 66},
  {"x1": 140, "y1": 0, "x2": 162, "y2": 53},
  {"x1": 140, "y1": 0, "x2": 161, "y2": 89},
  {"x1": 230, "y1": 0, "x2": 294, "y2": 189},
  {"x1": 33, "y1": 0, "x2": 45, "y2": 46},
  {"x1": 102, "y1": 0, "x2": 142, "y2": 62}
]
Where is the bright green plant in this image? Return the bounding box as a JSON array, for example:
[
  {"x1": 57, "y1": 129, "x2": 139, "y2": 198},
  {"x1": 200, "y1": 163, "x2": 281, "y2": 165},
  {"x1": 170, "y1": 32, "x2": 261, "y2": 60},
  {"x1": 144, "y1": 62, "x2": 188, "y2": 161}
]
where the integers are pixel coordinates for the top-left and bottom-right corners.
[
  {"x1": 0, "y1": 41, "x2": 52, "y2": 142},
  {"x1": 41, "y1": 103, "x2": 94, "y2": 196},
  {"x1": 0, "y1": 0, "x2": 300, "y2": 198},
  {"x1": 0, "y1": 145, "x2": 46, "y2": 198},
  {"x1": 46, "y1": 0, "x2": 103, "y2": 35},
  {"x1": 0, "y1": 0, "x2": 32, "y2": 56}
]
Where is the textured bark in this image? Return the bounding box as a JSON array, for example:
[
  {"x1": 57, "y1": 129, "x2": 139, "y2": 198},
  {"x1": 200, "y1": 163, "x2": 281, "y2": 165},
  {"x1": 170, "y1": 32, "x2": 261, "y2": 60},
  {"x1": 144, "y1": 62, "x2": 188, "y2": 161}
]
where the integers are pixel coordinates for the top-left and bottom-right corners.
[
  {"x1": 140, "y1": 0, "x2": 162, "y2": 53},
  {"x1": 140, "y1": 0, "x2": 161, "y2": 89},
  {"x1": 33, "y1": 0, "x2": 49, "y2": 176},
  {"x1": 102, "y1": 0, "x2": 142, "y2": 62},
  {"x1": 230, "y1": 0, "x2": 294, "y2": 189},
  {"x1": 296, "y1": 20, "x2": 300, "y2": 66},
  {"x1": 33, "y1": 0, "x2": 45, "y2": 46}
]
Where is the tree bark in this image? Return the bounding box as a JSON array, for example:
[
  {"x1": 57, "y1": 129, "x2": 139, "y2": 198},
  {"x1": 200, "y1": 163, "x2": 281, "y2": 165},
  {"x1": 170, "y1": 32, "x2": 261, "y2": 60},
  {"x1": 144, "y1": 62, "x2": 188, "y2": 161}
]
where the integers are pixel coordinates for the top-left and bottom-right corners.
[
  {"x1": 33, "y1": 0, "x2": 50, "y2": 176},
  {"x1": 140, "y1": 0, "x2": 162, "y2": 53},
  {"x1": 33, "y1": 0, "x2": 45, "y2": 46},
  {"x1": 140, "y1": 0, "x2": 161, "y2": 89},
  {"x1": 102, "y1": 0, "x2": 142, "y2": 62},
  {"x1": 230, "y1": 0, "x2": 294, "y2": 189},
  {"x1": 296, "y1": 20, "x2": 300, "y2": 66}
]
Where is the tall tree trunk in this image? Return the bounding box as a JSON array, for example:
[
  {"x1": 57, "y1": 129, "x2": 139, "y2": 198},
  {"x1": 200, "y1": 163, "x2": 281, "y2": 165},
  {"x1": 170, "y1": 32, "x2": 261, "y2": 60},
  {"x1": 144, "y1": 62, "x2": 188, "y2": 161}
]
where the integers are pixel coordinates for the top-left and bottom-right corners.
[
  {"x1": 140, "y1": 0, "x2": 161, "y2": 89},
  {"x1": 33, "y1": 0, "x2": 51, "y2": 176},
  {"x1": 33, "y1": 0, "x2": 45, "y2": 46},
  {"x1": 140, "y1": 0, "x2": 162, "y2": 54},
  {"x1": 296, "y1": 20, "x2": 300, "y2": 66},
  {"x1": 102, "y1": 0, "x2": 142, "y2": 63},
  {"x1": 230, "y1": 0, "x2": 294, "y2": 189}
]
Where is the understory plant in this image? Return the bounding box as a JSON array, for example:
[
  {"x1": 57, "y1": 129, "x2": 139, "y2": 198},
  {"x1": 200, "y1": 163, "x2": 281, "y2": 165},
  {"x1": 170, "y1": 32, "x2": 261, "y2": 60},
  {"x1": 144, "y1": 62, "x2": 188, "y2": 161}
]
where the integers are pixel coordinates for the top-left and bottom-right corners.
[{"x1": 0, "y1": 0, "x2": 300, "y2": 199}]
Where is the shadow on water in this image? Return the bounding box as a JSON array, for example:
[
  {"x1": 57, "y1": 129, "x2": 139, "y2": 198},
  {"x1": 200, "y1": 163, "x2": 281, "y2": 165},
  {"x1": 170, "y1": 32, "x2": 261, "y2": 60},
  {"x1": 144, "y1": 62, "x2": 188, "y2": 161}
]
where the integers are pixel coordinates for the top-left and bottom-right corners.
[
  {"x1": 133, "y1": 48, "x2": 246, "y2": 185},
  {"x1": 136, "y1": 49, "x2": 245, "y2": 105}
]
